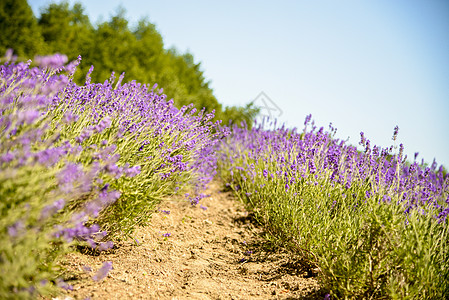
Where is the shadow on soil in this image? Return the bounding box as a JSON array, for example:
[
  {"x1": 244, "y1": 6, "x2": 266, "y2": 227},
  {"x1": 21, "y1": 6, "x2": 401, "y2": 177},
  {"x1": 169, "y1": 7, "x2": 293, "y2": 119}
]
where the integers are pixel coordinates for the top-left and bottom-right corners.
[{"x1": 232, "y1": 211, "x2": 328, "y2": 299}]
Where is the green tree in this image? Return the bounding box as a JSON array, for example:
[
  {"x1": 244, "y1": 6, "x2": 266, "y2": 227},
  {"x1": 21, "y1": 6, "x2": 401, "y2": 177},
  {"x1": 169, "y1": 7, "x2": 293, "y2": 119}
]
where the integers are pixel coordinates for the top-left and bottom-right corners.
[
  {"x1": 87, "y1": 7, "x2": 139, "y2": 83},
  {"x1": 221, "y1": 102, "x2": 260, "y2": 128},
  {"x1": 0, "y1": 0, "x2": 47, "y2": 57},
  {"x1": 38, "y1": 1, "x2": 94, "y2": 82},
  {"x1": 132, "y1": 18, "x2": 166, "y2": 81}
]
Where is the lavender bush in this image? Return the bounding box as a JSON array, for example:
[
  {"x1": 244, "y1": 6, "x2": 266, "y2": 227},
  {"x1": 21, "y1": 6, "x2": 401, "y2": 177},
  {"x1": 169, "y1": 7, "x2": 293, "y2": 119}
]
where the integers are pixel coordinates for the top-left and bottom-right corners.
[
  {"x1": 218, "y1": 117, "x2": 448, "y2": 298},
  {"x1": 0, "y1": 51, "x2": 223, "y2": 298},
  {"x1": 46, "y1": 62, "x2": 226, "y2": 237},
  {"x1": 0, "y1": 54, "x2": 117, "y2": 298}
]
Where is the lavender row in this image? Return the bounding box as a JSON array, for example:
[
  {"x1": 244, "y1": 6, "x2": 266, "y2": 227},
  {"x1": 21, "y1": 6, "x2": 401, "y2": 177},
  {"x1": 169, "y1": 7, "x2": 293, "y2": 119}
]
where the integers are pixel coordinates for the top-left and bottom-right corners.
[
  {"x1": 217, "y1": 116, "x2": 448, "y2": 298},
  {"x1": 0, "y1": 52, "x2": 224, "y2": 298},
  {"x1": 222, "y1": 117, "x2": 448, "y2": 222}
]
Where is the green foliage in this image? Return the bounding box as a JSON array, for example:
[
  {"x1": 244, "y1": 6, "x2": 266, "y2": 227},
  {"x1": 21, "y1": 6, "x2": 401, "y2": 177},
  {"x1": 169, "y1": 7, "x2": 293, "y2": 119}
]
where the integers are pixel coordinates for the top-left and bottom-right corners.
[
  {"x1": 0, "y1": 0, "x2": 47, "y2": 57},
  {"x1": 221, "y1": 102, "x2": 260, "y2": 128},
  {"x1": 38, "y1": 1, "x2": 94, "y2": 84}
]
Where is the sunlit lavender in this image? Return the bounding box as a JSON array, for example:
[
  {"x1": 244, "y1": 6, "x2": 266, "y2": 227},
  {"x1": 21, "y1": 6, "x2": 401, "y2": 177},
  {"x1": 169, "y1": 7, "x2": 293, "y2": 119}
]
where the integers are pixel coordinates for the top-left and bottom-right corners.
[
  {"x1": 218, "y1": 116, "x2": 448, "y2": 298},
  {"x1": 0, "y1": 51, "x2": 224, "y2": 298}
]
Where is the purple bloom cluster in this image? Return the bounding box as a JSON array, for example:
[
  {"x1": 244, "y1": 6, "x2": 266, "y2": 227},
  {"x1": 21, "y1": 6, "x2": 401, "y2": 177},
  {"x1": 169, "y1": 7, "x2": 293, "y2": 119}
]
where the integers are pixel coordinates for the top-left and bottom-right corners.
[
  {"x1": 49, "y1": 65, "x2": 227, "y2": 198},
  {"x1": 220, "y1": 116, "x2": 449, "y2": 223},
  {"x1": 92, "y1": 261, "x2": 113, "y2": 281},
  {"x1": 1, "y1": 56, "x2": 125, "y2": 232},
  {"x1": 34, "y1": 53, "x2": 68, "y2": 69}
]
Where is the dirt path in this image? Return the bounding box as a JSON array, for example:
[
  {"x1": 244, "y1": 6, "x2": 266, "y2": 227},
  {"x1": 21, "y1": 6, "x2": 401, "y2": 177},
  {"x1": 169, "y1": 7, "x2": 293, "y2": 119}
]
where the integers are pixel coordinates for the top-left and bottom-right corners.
[{"x1": 57, "y1": 181, "x2": 323, "y2": 299}]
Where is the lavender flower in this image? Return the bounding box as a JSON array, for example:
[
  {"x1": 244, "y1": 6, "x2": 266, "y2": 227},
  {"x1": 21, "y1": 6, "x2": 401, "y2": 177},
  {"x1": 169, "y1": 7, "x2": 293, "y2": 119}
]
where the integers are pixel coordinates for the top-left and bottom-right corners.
[
  {"x1": 392, "y1": 125, "x2": 399, "y2": 142},
  {"x1": 125, "y1": 165, "x2": 141, "y2": 177},
  {"x1": 63, "y1": 111, "x2": 79, "y2": 123},
  {"x1": 7, "y1": 221, "x2": 25, "y2": 237},
  {"x1": 40, "y1": 199, "x2": 66, "y2": 220},
  {"x1": 56, "y1": 278, "x2": 73, "y2": 291},
  {"x1": 92, "y1": 261, "x2": 113, "y2": 281},
  {"x1": 34, "y1": 53, "x2": 68, "y2": 69},
  {"x1": 98, "y1": 241, "x2": 114, "y2": 251},
  {"x1": 17, "y1": 110, "x2": 40, "y2": 124}
]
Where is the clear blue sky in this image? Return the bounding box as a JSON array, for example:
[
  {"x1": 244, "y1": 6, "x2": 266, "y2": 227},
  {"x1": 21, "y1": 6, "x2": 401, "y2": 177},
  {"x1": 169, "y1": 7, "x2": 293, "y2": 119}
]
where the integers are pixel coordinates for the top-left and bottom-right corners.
[{"x1": 29, "y1": 0, "x2": 449, "y2": 168}]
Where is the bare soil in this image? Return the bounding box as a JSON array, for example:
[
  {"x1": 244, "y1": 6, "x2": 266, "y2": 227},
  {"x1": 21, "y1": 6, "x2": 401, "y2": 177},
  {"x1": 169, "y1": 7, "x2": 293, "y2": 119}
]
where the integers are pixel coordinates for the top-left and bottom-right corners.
[{"x1": 55, "y1": 181, "x2": 324, "y2": 299}]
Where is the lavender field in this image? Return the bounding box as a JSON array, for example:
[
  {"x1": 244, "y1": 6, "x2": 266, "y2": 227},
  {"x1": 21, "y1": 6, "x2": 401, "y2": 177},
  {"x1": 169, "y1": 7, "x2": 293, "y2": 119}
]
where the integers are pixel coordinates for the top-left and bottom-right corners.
[{"x1": 1, "y1": 53, "x2": 448, "y2": 299}]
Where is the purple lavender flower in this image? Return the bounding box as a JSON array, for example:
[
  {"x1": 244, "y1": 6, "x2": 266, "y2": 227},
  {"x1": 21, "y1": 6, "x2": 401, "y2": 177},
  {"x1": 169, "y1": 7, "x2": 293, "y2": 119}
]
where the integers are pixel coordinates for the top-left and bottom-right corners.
[
  {"x1": 63, "y1": 111, "x2": 79, "y2": 123},
  {"x1": 17, "y1": 110, "x2": 40, "y2": 124},
  {"x1": 86, "y1": 238, "x2": 97, "y2": 248},
  {"x1": 56, "y1": 278, "x2": 73, "y2": 291},
  {"x1": 35, "y1": 53, "x2": 68, "y2": 69},
  {"x1": 360, "y1": 132, "x2": 366, "y2": 146},
  {"x1": 58, "y1": 163, "x2": 83, "y2": 193},
  {"x1": 40, "y1": 199, "x2": 66, "y2": 220},
  {"x1": 263, "y1": 169, "x2": 268, "y2": 178},
  {"x1": 0, "y1": 152, "x2": 15, "y2": 163},
  {"x1": 4, "y1": 48, "x2": 15, "y2": 62},
  {"x1": 7, "y1": 221, "x2": 25, "y2": 237},
  {"x1": 94, "y1": 116, "x2": 112, "y2": 133},
  {"x1": 125, "y1": 165, "x2": 141, "y2": 177},
  {"x1": 160, "y1": 172, "x2": 172, "y2": 179},
  {"x1": 304, "y1": 114, "x2": 312, "y2": 126},
  {"x1": 92, "y1": 261, "x2": 113, "y2": 281},
  {"x1": 98, "y1": 241, "x2": 114, "y2": 251},
  {"x1": 308, "y1": 160, "x2": 317, "y2": 174},
  {"x1": 392, "y1": 125, "x2": 399, "y2": 142},
  {"x1": 34, "y1": 147, "x2": 65, "y2": 166}
]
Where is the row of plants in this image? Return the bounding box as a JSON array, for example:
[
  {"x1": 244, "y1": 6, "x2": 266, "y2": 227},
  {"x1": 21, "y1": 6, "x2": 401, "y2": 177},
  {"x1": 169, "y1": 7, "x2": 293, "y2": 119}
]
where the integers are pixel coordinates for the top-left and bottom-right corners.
[
  {"x1": 217, "y1": 117, "x2": 448, "y2": 299},
  {"x1": 0, "y1": 52, "x2": 226, "y2": 299}
]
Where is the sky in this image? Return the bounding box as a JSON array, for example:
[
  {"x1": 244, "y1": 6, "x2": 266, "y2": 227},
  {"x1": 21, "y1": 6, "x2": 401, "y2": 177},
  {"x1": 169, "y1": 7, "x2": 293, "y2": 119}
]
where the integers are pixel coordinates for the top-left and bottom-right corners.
[{"x1": 29, "y1": 0, "x2": 449, "y2": 167}]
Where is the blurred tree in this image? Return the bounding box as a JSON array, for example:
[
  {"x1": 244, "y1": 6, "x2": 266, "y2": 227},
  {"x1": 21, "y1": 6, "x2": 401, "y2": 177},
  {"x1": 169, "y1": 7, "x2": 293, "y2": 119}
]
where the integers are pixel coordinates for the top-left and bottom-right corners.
[
  {"x1": 0, "y1": 0, "x2": 47, "y2": 57},
  {"x1": 222, "y1": 102, "x2": 260, "y2": 128},
  {"x1": 133, "y1": 18, "x2": 165, "y2": 77},
  {"x1": 38, "y1": 1, "x2": 94, "y2": 82},
  {"x1": 87, "y1": 6, "x2": 139, "y2": 83}
]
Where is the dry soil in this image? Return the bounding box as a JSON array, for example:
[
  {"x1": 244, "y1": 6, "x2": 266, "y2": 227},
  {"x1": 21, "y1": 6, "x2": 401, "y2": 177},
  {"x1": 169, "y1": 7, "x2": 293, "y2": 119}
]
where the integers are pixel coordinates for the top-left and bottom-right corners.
[{"x1": 54, "y1": 181, "x2": 324, "y2": 300}]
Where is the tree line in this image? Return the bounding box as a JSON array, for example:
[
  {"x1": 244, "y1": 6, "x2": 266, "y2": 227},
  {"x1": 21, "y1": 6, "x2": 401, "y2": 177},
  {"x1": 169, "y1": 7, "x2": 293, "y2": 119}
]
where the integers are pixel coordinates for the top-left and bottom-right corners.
[{"x1": 0, "y1": 0, "x2": 258, "y2": 126}]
